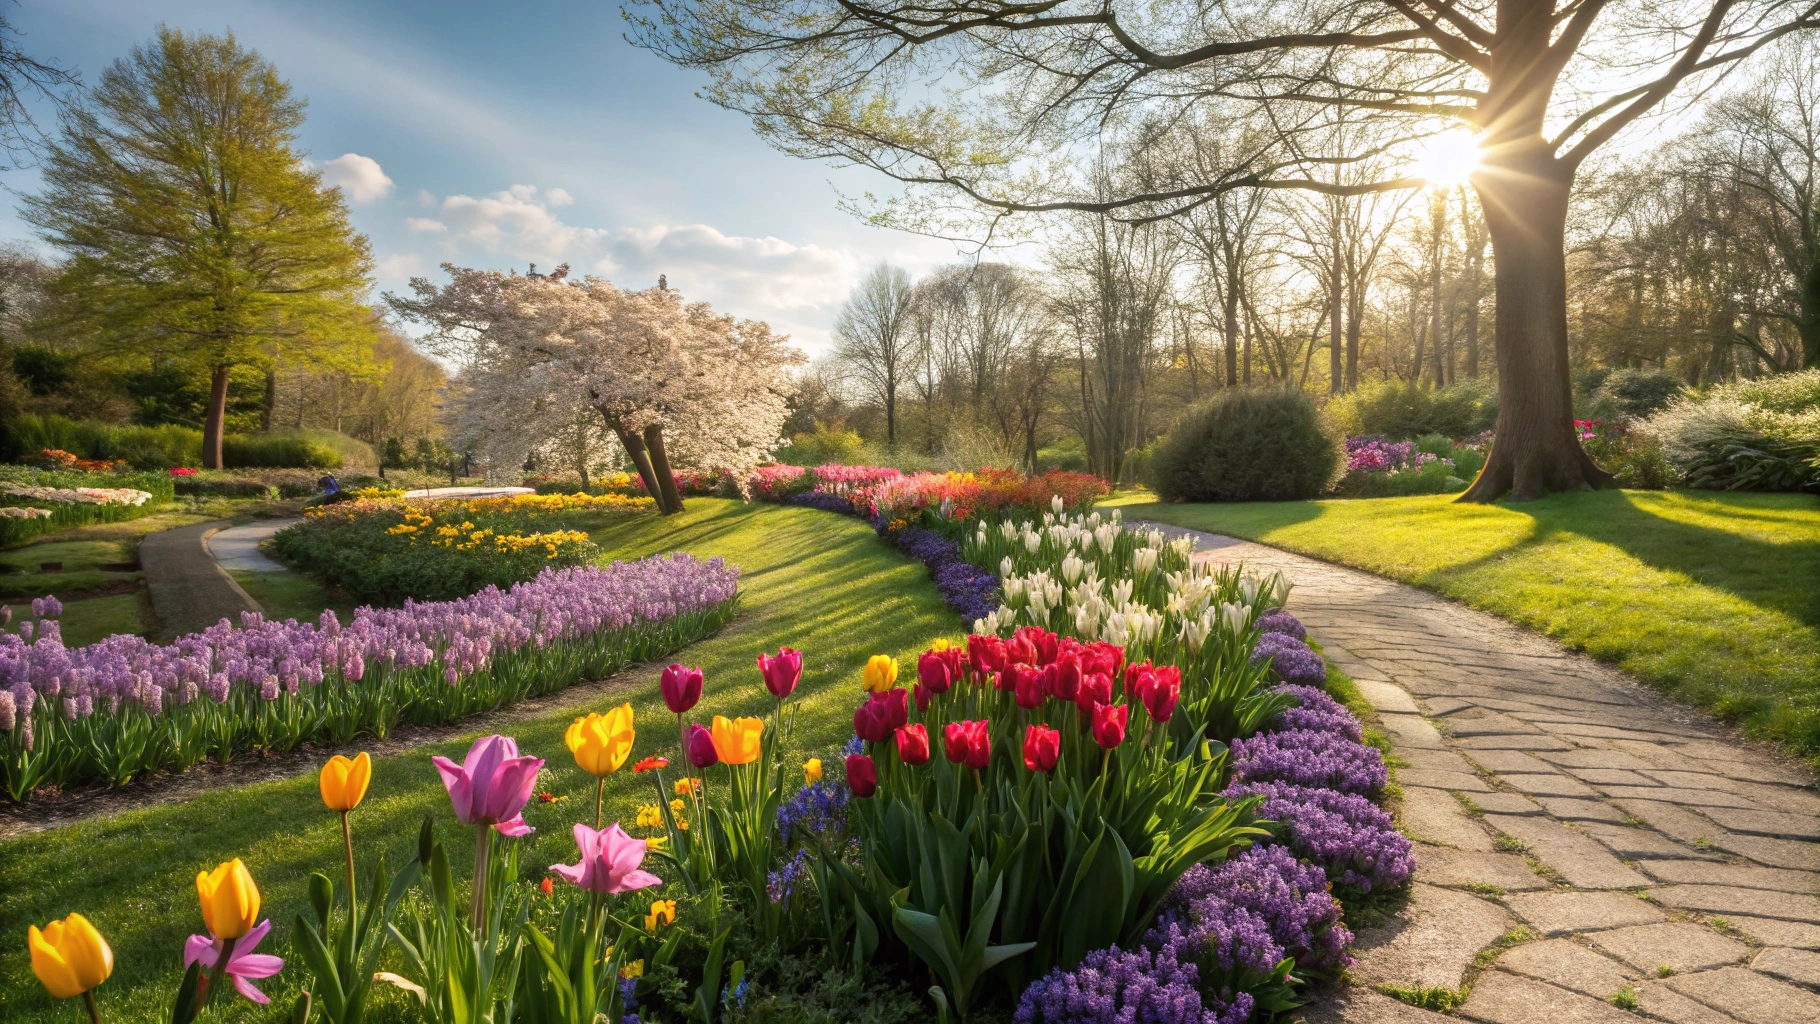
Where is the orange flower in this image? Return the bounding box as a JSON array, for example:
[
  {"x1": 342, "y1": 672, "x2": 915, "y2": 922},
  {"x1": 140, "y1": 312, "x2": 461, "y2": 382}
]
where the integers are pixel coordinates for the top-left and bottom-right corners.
[
  {"x1": 633, "y1": 755, "x2": 669, "y2": 774},
  {"x1": 709, "y1": 715, "x2": 764, "y2": 766}
]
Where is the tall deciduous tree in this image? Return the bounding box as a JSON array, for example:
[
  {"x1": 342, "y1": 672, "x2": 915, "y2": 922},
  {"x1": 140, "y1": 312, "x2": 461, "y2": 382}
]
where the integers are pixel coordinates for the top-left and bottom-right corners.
[
  {"x1": 833, "y1": 263, "x2": 917, "y2": 446},
  {"x1": 632, "y1": 0, "x2": 1820, "y2": 499},
  {"x1": 26, "y1": 29, "x2": 374, "y2": 468}
]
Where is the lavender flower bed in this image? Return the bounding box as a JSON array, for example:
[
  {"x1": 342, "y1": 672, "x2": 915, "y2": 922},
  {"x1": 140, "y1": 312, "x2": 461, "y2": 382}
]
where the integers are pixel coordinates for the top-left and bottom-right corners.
[
  {"x1": 1250, "y1": 631, "x2": 1326, "y2": 686},
  {"x1": 881, "y1": 522, "x2": 999, "y2": 622},
  {"x1": 0, "y1": 554, "x2": 741, "y2": 799},
  {"x1": 785, "y1": 490, "x2": 857, "y2": 515},
  {"x1": 1230, "y1": 728, "x2": 1388, "y2": 795},
  {"x1": 1019, "y1": 611, "x2": 1413, "y2": 1023}
]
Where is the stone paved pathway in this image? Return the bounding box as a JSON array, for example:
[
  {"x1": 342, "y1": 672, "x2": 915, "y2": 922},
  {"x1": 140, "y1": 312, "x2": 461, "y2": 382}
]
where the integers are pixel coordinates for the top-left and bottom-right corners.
[
  {"x1": 1146, "y1": 525, "x2": 1820, "y2": 1024},
  {"x1": 206, "y1": 517, "x2": 300, "y2": 573},
  {"x1": 138, "y1": 521, "x2": 261, "y2": 640}
]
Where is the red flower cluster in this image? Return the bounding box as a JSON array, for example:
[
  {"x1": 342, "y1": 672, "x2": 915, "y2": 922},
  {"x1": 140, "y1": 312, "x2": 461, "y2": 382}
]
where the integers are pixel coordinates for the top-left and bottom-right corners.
[{"x1": 847, "y1": 626, "x2": 1171, "y2": 799}]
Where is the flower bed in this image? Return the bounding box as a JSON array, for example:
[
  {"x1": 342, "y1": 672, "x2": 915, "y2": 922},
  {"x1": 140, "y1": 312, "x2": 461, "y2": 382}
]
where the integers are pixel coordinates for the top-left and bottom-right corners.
[
  {"x1": 0, "y1": 553, "x2": 738, "y2": 799},
  {"x1": 1331, "y1": 437, "x2": 1465, "y2": 497},
  {"x1": 0, "y1": 466, "x2": 173, "y2": 547},
  {"x1": 271, "y1": 491, "x2": 654, "y2": 603}
]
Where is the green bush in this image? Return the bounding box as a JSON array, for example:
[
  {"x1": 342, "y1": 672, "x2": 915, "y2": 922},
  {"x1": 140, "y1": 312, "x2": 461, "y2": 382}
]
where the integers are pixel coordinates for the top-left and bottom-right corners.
[
  {"x1": 222, "y1": 432, "x2": 340, "y2": 470},
  {"x1": 1645, "y1": 373, "x2": 1820, "y2": 492},
  {"x1": 1591, "y1": 368, "x2": 1685, "y2": 421},
  {"x1": 776, "y1": 421, "x2": 866, "y2": 466},
  {"x1": 1332, "y1": 458, "x2": 1465, "y2": 498},
  {"x1": 12, "y1": 414, "x2": 202, "y2": 468},
  {"x1": 1326, "y1": 379, "x2": 1486, "y2": 440},
  {"x1": 173, "y1": 474, "x2": 278, "y2": 499},
  {"x1": 1147, "y1": 390, "x2": 1342, "y2": 501}
]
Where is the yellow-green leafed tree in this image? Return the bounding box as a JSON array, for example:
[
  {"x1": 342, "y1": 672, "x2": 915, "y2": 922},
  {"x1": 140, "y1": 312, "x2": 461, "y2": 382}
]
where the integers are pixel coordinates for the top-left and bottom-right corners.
[{"x1": 25, "y1": 28, "x2": 375, "y2": 468}]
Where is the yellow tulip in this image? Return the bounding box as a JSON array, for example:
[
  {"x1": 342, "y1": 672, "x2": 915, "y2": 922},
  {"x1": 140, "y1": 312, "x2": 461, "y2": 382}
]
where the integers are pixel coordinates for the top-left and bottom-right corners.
[
  {"x1": 862, "y1": 655, "x2": 898, "y2": 694},
  {"x1": 646, "y1": 899, "x2": 677, "y2": 931},
  {"x1": 675, "y1": 777, "x2": 701, "y2": 796},
  {"x1": 930, "y1": 638, "x2": 955, "y2": 653},
  {"x1": 709, "y1": 715, "x2": 764, "y2": 766},
  {"x1": 804, "y1": 758, "x2": 823, "y2": 785},
  {"x1": 28, "y1": 913, "x2": 112, "y2": 999},
  {"x1": 620, "y1": 959, "x2": 645, "y2": 980},
  {"x1": 196, "y1": 859, "x2": 260, "y2": 940},
  {"x1": 319, "y1": 752, "x2": 372, "y2": 812},
  {"x1": 565, "y1": 705, "x2": 636, "y2": 777}
]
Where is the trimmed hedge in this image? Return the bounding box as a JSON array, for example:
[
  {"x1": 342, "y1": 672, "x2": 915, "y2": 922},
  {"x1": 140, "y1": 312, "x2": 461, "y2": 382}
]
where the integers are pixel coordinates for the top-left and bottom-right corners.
[
  {"x1": 1147, "y1": 390, "x2": 1343, "y2": 502},
  {"x1": 10, "y1": 415, "x2": 374, "y2": 471}
]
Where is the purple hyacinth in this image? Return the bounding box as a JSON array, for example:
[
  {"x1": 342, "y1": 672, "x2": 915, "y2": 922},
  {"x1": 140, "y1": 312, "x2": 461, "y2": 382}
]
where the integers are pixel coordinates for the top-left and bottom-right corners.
[
  {"x1": 1230, "y1": 728, "x2": 1386, "y2": 795},
  {"x1": 1253, "y1": 612, "x2": 1305, "y2": 643},
  {"x1": 1268, "y1": 684, "x2": 1362, "y2": 742},
  {"x1": 776, "y1": 780, "x2": 849, "y2": 842},
  {"x1": 1226, "y1": 781, "x2": 1414, "y2": 893},
  {"x1": 1249, "y1": 633, "x2": 1325, "y2": 686},
  {"x1": 1163, "y1": 846, "x2": 1353, "y2": 976},
  {"x1": 1014, "y1": 945, "x2": 1254, "y2": 1024},
  {"x1": 786, "y1": 490, "x2": 858, "y2": 515}
]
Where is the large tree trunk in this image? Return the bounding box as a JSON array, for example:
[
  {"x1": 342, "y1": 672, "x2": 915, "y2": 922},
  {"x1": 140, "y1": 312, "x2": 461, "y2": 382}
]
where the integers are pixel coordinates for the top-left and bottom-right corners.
[
  {"x1": 612, "y1": 421, "x2": 666, "y2": 510},
  {"x1": 202, "y1": 365, "x2": 230, "y2": 470},
  {"x1": 644, "y1": 424, "x2": 686, "y2": 514},
  {"x1": 1798, "y1": 256, "x2": 1820, "y2": 369},
  {"x1": 1461, "y1": 158, "x2": 1614, "y2": 502}
]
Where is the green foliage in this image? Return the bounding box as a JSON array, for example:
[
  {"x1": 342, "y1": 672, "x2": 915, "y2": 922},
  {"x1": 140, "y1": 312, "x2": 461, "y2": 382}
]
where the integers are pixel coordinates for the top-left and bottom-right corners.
[
  {"x1": 24, "y1": 28, "x2": 377, "y2": 455},
  {"x1": 1645, "y1": 369, "x2": 1820, "y2": 492},
  {"x1": 1146, "y1": 390, "x2": 1342, "y2": 502},
  {"x1": 222, "y1": 432, "x2": 343, "y2": 470},
  {"x1": 1591, "y1": 368, "x2": 1685, "y2": 420},
  {"x1": 11, "y1": 347, "x2": 73, "y2": 396},
  {"x1": 1326, "y1": 379, "x2": 1488, "y2": 440},
  {"x1": 0, "y1": 465, "x2": 173, "y2": 547},
  {"x1": 172, "y1": 474, "x2": 277, "y2": 498},
  {"x1": 1333, "y1": 459, "x2": 1465, "y2": 498},
  {"x1": 778, "y1": 422, "x2": 867, "y2": 466},
  {"x1": 12, "y1": 413, "x2": 200, "y2": 468}
]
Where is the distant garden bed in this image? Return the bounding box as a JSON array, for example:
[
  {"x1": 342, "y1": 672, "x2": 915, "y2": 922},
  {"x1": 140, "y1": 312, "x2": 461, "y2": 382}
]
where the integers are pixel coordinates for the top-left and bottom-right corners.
[{"x1": 0, "y1": 465, "x2": 171, "y2": 548}]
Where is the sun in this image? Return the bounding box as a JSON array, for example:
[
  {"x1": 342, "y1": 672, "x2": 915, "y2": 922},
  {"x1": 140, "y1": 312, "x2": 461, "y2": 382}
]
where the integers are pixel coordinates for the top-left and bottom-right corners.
[{"x1": 1413, "y1": 133, "x2": 1482, "y2": 185}]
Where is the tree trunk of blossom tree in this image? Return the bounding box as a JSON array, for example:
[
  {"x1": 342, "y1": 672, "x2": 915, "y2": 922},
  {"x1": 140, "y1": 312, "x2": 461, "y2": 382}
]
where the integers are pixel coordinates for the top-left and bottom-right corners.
[
  {"x1": 611, "y1": 421, "x2": 668, "y2": 511},
  {"x1": 643, "y1": 424, "x2": 686, "y2": 514},
  {"x1": 1461, "y1": 150, "x2": 1614, "y2": 501},
  {"x1": 202, "y1": 365, "x2": 230, "y2": 470}
]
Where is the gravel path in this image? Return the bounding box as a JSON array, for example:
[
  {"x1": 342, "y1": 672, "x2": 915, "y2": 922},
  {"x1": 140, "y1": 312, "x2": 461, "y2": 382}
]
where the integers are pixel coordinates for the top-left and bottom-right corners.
[{"x1": 1144, "y1": 525, "x2": 1820, "y2": 1024}]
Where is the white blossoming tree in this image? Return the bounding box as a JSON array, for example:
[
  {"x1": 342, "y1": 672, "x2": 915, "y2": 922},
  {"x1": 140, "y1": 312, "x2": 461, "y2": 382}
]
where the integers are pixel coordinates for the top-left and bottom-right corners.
[{"x1": 391, "y1": 265, "x2": 802, "y2": 512}]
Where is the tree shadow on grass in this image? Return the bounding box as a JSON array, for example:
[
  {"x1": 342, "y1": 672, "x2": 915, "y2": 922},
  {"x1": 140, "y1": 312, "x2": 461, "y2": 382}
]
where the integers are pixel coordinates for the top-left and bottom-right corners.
[{"x1": 1431, "y1": 490, "x2": 1820, "y2": 628}]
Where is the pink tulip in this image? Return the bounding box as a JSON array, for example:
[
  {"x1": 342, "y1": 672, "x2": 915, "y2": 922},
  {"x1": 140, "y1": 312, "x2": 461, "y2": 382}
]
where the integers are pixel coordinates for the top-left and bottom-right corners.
[
  {"x1": 662, "y1": 664, "x2": 703, "y2": 714},
  {"x1": 431, "y1": 734, "x2": 544, "y2": 837},
  {"x1": 757, "y1": 647, "x2": 802, "y2": 700},
  {"x1": 549, "y1": 822, "x2": 663, "y2": 894},
  {"x1": 182, "y1": 919, "x2": 284, "y2": 1004}
]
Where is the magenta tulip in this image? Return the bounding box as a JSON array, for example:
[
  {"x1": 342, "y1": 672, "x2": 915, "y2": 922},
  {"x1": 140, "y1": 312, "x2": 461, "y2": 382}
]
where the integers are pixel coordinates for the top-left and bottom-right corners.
[
  {"x1": 549, "y1": 822, "x2": 663, "y2": 894},
  {"x1": 662, "y1": 664, "x2": 704, "y2": 714},
  {"x1": 685, "y1": 723, "x2": 719, "y2": 767},
  {"x1": 846, "y1": 753, "x2": 877, "y2": 797},
  {"x1": 757, "y1": 647, "x2": 802, "y2": 700},
  {"x1": 182, "y1": 919, "x2": 284, "y2": 1004},
  {"x1": 431, "y1": 734, "x2": 543, "y2": 836}
]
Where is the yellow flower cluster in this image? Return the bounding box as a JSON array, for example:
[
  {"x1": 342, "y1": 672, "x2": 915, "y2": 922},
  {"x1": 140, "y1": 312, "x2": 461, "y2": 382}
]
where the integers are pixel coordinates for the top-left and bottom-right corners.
[{"x1": 440, "y1": 492, "x2": 653, "y2": 518}]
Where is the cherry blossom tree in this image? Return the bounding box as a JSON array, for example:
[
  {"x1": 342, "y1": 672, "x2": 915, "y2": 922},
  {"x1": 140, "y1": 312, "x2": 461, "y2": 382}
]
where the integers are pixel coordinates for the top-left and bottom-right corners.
[{"x1": 390, "y1": 266, "x2": 801, "y2": 512}]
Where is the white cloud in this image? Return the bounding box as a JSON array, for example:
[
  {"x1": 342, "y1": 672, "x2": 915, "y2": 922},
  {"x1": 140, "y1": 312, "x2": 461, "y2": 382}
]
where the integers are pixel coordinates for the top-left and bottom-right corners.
[
  {"x1": 406, "y1": 217, "x2": 447, "y2": 233},
  {"x1": 545, "y1": 188, "x2": 574, "y2": 207},
  {"x1": 320, "y1": 153, "x2": 395, "y2": 203},
  {"x1": 417, "y1": 189, "x2": 438, "y2": 207},
  {"x1": 375, "y1": 252, "x2": 430, "y2": 280}
]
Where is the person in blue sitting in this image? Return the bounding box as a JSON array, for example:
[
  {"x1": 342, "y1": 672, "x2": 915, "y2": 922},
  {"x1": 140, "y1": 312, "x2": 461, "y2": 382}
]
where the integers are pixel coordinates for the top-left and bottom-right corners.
[{"x1": 303, "y1": 472, "x2": 347, "y2": 507}]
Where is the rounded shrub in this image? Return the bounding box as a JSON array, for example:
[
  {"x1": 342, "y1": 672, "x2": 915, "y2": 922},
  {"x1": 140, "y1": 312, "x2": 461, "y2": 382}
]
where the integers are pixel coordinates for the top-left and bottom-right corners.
[
  {"x1": 1147, "y1": 390, "x2": 1342, "y2": 501},
  {"x1": 1325, "y1": 379, "x2": 1484, "y2": 439},
  {"x1": 1592, "y1": 368, "x2": 1685, "y2": 420}
]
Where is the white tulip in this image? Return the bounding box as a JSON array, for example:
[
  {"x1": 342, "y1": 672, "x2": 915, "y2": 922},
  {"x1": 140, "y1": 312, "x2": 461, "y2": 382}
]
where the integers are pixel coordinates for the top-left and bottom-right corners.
[{"x1": 1052, "y1": 494, "x2": 1065, "y2": 514}]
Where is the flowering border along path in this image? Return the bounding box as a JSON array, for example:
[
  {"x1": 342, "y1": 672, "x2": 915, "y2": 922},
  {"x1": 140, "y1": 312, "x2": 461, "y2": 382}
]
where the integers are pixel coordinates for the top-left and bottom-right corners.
[
  {"x1": 1145, "y1": 523, "x2": 1820, "y2": 1024},
  {"x1": 776, "y1": 487, "x2": 1416, "y2": 1022}
]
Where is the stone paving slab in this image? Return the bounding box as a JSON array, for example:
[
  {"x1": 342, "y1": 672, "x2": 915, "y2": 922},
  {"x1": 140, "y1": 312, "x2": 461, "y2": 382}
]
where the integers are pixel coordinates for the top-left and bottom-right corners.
[{"x1": 1143, "y1": 525, "x2": 1820, "y2": 1023}]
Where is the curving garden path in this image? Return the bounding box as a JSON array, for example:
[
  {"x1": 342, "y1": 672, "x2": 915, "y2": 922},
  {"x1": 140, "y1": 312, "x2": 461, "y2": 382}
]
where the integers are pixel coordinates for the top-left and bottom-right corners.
[{"x1": 1143, "y1": 525, "x2": 1820, "y2": 1024}]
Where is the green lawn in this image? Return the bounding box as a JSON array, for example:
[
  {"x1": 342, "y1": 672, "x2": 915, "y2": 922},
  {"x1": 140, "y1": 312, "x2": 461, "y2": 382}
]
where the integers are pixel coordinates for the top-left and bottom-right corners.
[
  {"x1": 0, "y1": 499, "x2": 961, "y2": 1022},
  {"x1": 1114, "y1": 490, "x2": 1820, "y2": 761}
]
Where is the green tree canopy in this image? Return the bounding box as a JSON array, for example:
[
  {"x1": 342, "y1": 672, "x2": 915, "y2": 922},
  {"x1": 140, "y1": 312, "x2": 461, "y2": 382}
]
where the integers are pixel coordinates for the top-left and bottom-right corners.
[{"x1": 25, "y1": 27, "x2": 375, "y2": 467}]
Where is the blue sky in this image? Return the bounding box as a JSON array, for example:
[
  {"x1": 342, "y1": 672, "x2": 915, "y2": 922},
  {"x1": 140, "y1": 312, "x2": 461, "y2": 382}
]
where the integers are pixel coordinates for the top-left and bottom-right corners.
[{"x1": 0, "y1": 0, "x2": 963, "y2": 354}]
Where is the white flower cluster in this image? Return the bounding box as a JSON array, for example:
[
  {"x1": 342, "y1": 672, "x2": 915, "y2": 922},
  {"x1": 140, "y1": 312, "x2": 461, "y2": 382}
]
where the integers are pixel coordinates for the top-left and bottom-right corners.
[
  {"x1": 0, "y1": 506, "x2": 54, "y2": 519},
  {"x1": 1, "y1": 486, "x2": 153, "y2": 507},
  {"x1": 966, "y1": 507, "x2": 1293, "y2": 665}
]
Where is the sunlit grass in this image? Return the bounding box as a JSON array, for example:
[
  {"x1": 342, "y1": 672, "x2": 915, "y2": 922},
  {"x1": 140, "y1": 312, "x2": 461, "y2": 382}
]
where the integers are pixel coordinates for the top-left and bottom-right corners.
[
  {"x1": 0, "y1": 498, "x2": 960, "y2": 1022},
  {"x1": 1113, "y1": 489, "x2": 1820, "y2": 760}
]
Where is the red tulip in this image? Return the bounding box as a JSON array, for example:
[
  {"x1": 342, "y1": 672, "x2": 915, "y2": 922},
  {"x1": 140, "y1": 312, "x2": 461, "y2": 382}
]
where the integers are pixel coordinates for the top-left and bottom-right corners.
[
  {"x1": 1134, "y1": 665, "x2": 1181, "y2": 723},
  {"x1": 662, "y1": 664, "x2": 703, "y2": 714},
  {"x1": 1083, "y1": 641, "x2": 1125, "y2": 679},
  {"x1": 685, "y1": 723, "x2": 719, "y2": 767},
  {"x1": 914, "y1": 683, "x2": 933, "y2": 714},
  {"x1": 757, "y1": 647, "x2": 803, "y2": 700},
  {"x1": 1051, "y1": 654, "x2": 1082, "y2": 702},
  {"x1": 917, "y1": 649, "x2": 955, "y2": 694},
  {"x1": 1090, "y1": 703, "x2": 1129, "y2": 749},
  {"x1": 1013, "y1": 664, "x2": 1049, "y2": 710},
  {"x1": 967, "y1": 634, "x2": 1007, "y2": 683},
  {"x1": 895, "y1": 723, "x2": 931, "y2": 766},
  {"x1": 878, "y1": 687, "x2": 909, "y2": 731},
  {"x1": 1015, "y1": 626, "x2": 1059, "y2": 666},
  {"x1": 1004, "y1": 635, "x2": 1037, "y2": 668},
  {"x1": 1075, "y1": 671, "x2": 1113, "y2": 716},
  {"x1": 854, "y1": 697, "x2": 892, "y2": 743},
  {"x1": 943, "y1": 719, "x2": 992, "y2": 769},
  {"x1": 1023, "y1": 724, "x2": 1061, "y2": 772},
  {"x1": 846, "y1": 754, "x2": 877, "y2": 797}
]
